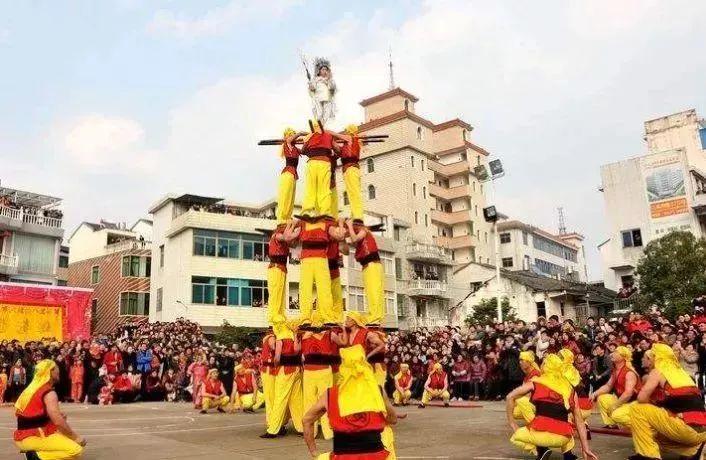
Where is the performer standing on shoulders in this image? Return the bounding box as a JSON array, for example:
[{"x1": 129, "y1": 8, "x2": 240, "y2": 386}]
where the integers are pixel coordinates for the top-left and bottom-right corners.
[
  {"x1": 14, "y1": 359, "x2": 85, "y2": 460},
  {"x1": 506, "y1": 353, "x2": 597, "y2": 460},
  {"x1": 335, "y1": 125, "x2": 364, "y2": 222},
  {"x1": 301, "y1": 120, "x2": 340, "y2": 219},
  {"x1": 302, "y1": 344, "x2": 399, "y2": 460},
  {"x1": 345, "y1": 220, "x2": 385, "y2": 326},
  {"x1": 628, "y1": 343, "x2": 706, "y2": 460},
  {"x1": 307, "y1": 58, "x2": 337, "y2": 125},
  {"x1": 513, "y1": 351, "x2": 542, "y2": 423},
  {"x1": 266, "y1": 221, "x2": 300, "y2": 325},
  {"x1": 277, "y1": 128, "x2": 303, "y2": 224},
  {"x1": 590, "y1": 345, "x2": 639, "y2": 430}
]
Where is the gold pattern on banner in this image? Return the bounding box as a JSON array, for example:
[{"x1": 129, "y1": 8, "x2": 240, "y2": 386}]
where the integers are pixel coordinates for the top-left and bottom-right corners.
[{"x1": 0, "y1": 304, "x2": 63, "y2": 342}]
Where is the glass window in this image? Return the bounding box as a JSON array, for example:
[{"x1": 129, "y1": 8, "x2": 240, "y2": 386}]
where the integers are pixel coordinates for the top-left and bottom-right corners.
[
  {"x1": 414, "y1": 211, "x2": 418, "y2": 224},
  {"x1": 59, "y1": 255, "x2": 69, "y2": 268},
  {"x1": 621, "y1": 229, "x2": 643, "y2": 248},
  {"x1": 368, "y1": 185, "x2": 376, "y2": 200},
  {"x1": 156, "y1": 288, "x2": 163, "y2": 312},
  {"x1": 413, "y1": 183, "x2": 416, "y2": 196},
  {"x1": 500, "y1": 233, "x2": 511, "y2": 244},
  {"x1": 421, "y1": 160, "x2": 425, "y2": 171},
  {"x1": 423, "y1": 186, "x2": 426, "y2": 199},
  {"x1": 120, "y1": 292, "x2": 149, "y2": 315},
  {"x1": 131, "y1": 256, "x2": 140, "y2": 277},
  {"x1": 159, "y1": 245, "x2": 164, "y2": 267},
  {"x1": 522, "y1": 231, "x2": 528, "y2": 245},
  {"x1": 91, "y1": 266, "x2": 100, "y2": 284},
  {"x1": 502, "y1": 257, "x2": 514, "y2": 268},
  {"x1": 411, "y1": 156, "x2": 415, "y2": 167},
  {"x1": 425, "y1": 214, "x2": 428, "y2": 227},
  {"x1": 367, "y1": 158, "x2": 374, "y2": 173}
]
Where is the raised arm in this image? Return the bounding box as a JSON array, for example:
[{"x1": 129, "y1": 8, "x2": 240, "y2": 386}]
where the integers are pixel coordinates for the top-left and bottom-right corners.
[{"x1": 571, "y1": 393, "x2": 598, "y2": 460}]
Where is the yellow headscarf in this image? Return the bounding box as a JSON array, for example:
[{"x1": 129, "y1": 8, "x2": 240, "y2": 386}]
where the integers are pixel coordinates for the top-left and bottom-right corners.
[
  {"x1": 208, "y1": 368, "x2": 219, "y2": 379},
  {"x1": 346, "y1": 311, "x2": 367, "y2": 328},
  {"x1": 279, "y1": 127, "x2": 296, "y2": 157},
  {"x1": 338, "y1": 345, "x2": 386, "y2": 417},
  {"x1": 273, "y1": 321, "x2": 294, "y2": 340},
  {"x1": 652, "y1": 343, "x2": 695, "y2": 388},
  {"x1": 533, "y1": 353, "x2": 575, "y2": 408},
  {"x1": 557, "y1": 348, "x2": 581, "y2": 387},
  {"x1": 15, "y1": 359, "x2": 56, "y2": 412},
  {"x1": 311, "y1": 310, "x2": 324, "y2": 329},
  {"x1": 519, "y1": 351, "x2": 540, "y2": 373},
  {"x1": 395, "y1": 363, "x2": 410, "y2": 381},
  {"x1": 615, "y1": 346, "x2": 635, "y2": 372},
  {"x1": 344, "y1": 124, "x2": 361, "y2": 151},
  {"x1": 432, "y1": 362, "x2": 443, "y2": 373}
]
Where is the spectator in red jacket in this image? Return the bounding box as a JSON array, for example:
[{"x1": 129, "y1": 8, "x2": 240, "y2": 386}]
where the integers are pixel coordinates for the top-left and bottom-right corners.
[{"x1": 103, "y1": 345, "x2": 123, "y2": 375}]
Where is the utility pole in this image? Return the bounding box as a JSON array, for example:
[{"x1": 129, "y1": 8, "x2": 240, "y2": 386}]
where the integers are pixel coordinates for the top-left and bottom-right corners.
[{"x1": 388, "y1": 46, "x2": 395, "y2": 90}]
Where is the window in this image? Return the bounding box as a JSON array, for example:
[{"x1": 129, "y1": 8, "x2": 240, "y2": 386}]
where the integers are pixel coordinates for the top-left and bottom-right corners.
[
  {"x1": 57, "y1": 280, "x2": 67, "y2": 286},
  {"x1": 412, "y1": 183, "x2": 417, "y2": 196},
  {"x1": 122, "y1": 256, "x2": 151, "y2": 277},
  {"x1": 534, "y1": 258, "x2": 566, "y2": 277},
  {"x1": 156, "y1": 288, "x2": 163, "y2": 312},
  {"x1": 404, "y1": 99, "x2": 409, "y2": 111},
  {"x1": 621, "y1": 229, "x2": 643, "y2": 248},
  {"x1": 191, "y1": 276, "x2": 268, "y2": 307},
  {"x1": 500, "y1": 233, "x2": 511, "y2": 244},
  {"x1": 343, "y1": 191, "x2": 349, "y2": 205},
  {"x1": 474, "y1": 205, "x2": 478, "y2": 216},
  {"x1": 120, "y1": 292, "x2": 150, "y2": 316},
  {"x1": 368, "y1": 185, "x2": 376, "y2": 200},
  {"x1": 394, "y1": 226, "x2": 401, "y2": 241},
  {"x1": 524, "y1": 255, "x2": 531, "y2": 270},
  {"x1": 522, "y1": 231, "x2": 528, "y2": 245},
  {"x1": 416, "y1": 127, "x2": 422, "y2": 140},
  {"x1": 91, "y1": 266, "x2": 100, "y2": 284},
  {"x1": 421, "y1": 160, "x2": 425, "y2": 171},
  {"x1": 367, "y1": 158, "x2": 375, "y2": 173},
  {"x1": 425, "y1": 214, "x2": 428, "y2": 227},
  {"x1": 502, "y1": 257, "x2": 514, "y2": 268},
  {"x1": 536, "y1": 301, "x2": 546, "y2": 319},
  {"x1": 414, "y1": 211, "x2": 419, "y2": 224},
  {"x1": 411, "y1": 156, "x2": 415, "y2": 167},
  {"x1": 58, "y1": 255, "x2": 69, "y2": 268},
  {"x1": 193, "y1": 230, "x2": 268, "y2": 261},
  {"x1": 159, "y1": 245, "x2": 164, "y2": 268},
  {"x1": 385, "y1": 291, "x2": 395, "y2": 315},
  {"x1": 484, "y1": 232, "x2": 488, "y2": 243},
  {"x1": 423, "y1": 186, "x2": 426, "y2": 199},
  {"x1": 348, "y1": 286, "x2": 366, "y2": 312},
  {"x1": 395, "y1": 258, "x2": 402, "y2": 279},
  {"x1": 462, "y1": 129, "x2": 467, "y2": 141},
  {"x1": 380, "y1": 252, "x2": 394, "y2": 273},
  {"x1": 533, "y1": 234, "x2": 577, "y2": 261}
]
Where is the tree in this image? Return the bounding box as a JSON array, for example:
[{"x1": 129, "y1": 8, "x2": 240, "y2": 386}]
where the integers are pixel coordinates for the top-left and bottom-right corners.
[
  {"x1": 465, "y1": 297, "x2": 516, "y2": 326},
  {"x1": 635, "y1": 231, "x2": 706, "y2": 319},
  {"x1": 213, "y1": 321, "x2": 261, "y2": 350}
]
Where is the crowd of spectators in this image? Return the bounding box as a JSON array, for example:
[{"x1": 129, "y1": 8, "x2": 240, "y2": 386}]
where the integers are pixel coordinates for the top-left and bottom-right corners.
[
  {"x1": 383, "y1": 308, "x2": 706, "y2": 402},
  {"x1": 4, "y1": 306, "x2": 706, "y2": 407},
  {"x1": 0, "y1": 195, "x2": 63, "y2": 219}
]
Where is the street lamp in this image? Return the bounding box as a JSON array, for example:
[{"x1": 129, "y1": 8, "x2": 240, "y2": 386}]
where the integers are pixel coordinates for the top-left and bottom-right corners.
[{"x1": 478, "y1": 160, "x2": 506, "y2": 323}]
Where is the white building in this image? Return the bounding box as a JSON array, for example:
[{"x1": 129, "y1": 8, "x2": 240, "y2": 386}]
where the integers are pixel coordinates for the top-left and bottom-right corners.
[
  {"x1": 148, "y1": 194, "x2": 401, "y2": 331},
  {"x1": 599, "y1": 109, "x2": 706, "y2": 291},
  {"x1": 0, "y1": 185, "x2": 65, "y2": 285},
  {"x1": 460, "y1": 263, "x2": 615, "y2": 323},
  {"x1": 496, "y1": 219, "x2": 587, "y2": 282}
]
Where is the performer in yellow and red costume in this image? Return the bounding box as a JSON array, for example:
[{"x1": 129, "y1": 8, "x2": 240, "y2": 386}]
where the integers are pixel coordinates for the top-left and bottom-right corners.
[
  {"x1": 338, "y1": 124, "x2": 364, "y2": 222},
  {"x1": 302, "y1": 344, "x2": 400, "y2": 460},
  {"x1": 301, "y1": 120, "x2": 339, "y2": 218},
  {"x1": 392, "y1": 363, "x2": 413, "y2": 406},
  {"x1": 590, "y1": 345, "x2": 639, "y2": 429},
  {"x1": 266, "y1": 221, "x2": 299, "y2": 325},
  {"x1": 346, "y1": 220, "x2": 385, "y2": 326},
  {"x1": 513, "y1": 350, "x2": 542, "y2": 423},
  {"x1": 276, "y1": 128, "x2": 301, "y2": 224},
  {"x1": 506, "y1": 353, "x2": 597, "y2": 460},
  {"x1": 629, "y1": 343, "x2": 706, "y2": 460}
]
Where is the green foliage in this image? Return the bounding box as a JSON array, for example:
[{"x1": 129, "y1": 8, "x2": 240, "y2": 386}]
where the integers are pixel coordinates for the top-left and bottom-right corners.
[
  {"x1": 635, "y1": 231, "x2": 706, "y2": 319},
  {"x1": 465, "y1": 297, "x2": 516, "y2": 325},
  {"x1": 213, "y1": 321, "x2": 261, "y2": 350}
]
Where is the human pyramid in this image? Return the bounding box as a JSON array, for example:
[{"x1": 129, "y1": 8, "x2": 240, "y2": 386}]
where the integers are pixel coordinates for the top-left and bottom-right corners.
[{"x1": 254, "y1": 57, "x2": 402, "y2": 458}]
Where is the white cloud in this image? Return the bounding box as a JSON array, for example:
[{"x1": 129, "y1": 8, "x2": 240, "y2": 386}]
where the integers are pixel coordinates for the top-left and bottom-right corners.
[
  {"x1": 147, "y1": 0, "x2": 301, "y2": 38},
  {"x1": 57, "y1": 115, "x2": 158, "y2": 173}
]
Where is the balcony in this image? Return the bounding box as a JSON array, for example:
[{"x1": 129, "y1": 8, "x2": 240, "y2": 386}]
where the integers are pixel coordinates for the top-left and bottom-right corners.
[
  {"x1": 405, "y1": 316, "x2": 450, "y2": 329},
  {"x1": 406, "y1": 242, "x2": 452, "y2": 264},
  {"x1": 0, "y1": 254, "x2": 18, "y2": 275},
  {"x1": 434, "y1": 234, "x2": 475, "y2": 249},
  {"x1": 406, "y1": 279, "x2": 449, "y2": 298},
  {"x1": 166, "y1": 209, "x2": 277, "y2": 238},
  {"x1": 428, "y1": 183, "x2": 471, "y2": 201},
  {"x1": 430, "y1": 209, "x2": 472, "y2": 226},
  {"x1": 105, "y1": 239, "x2": 152, "y2": 255},
  {"x1": 428, "y1": 160, "x2": 471, "y2": 177},
  {"x1": 0, "y1": 205, "x2": 63, "y2": 237}
]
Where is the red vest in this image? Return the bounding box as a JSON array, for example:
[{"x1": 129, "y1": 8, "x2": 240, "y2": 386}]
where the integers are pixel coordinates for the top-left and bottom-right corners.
[
  {"x1": 282, "y1": 143, "x2": 300, "y2": 179},
  {"x1": 613, "y1": 365, "x2": 640, "y2": 399},
  {"x1": 528, "y1": 382, "x2": 574, "y2": 437},
  {"x1": 280, "y1": 338, "x2": 301, "y2": 374},
  {"x1": 268, "y1": 230, "x2": 289, "y2": 271},
  {"x1": 354, "y1": 229, "x2": 380, "y2": 267},
  {"x1": 430, "y1": 371, "x2": 446, "y2": 390},
  {"x1": 349, "y1": 327, "x2": 369, "y2": 347},
  {"x1": 14, "y1": 383, "x2": 58, "y2": 441},
  {"x1": 301, "y1": 221, "x2": 331, "y2": 259},
  {"x1": 397, "y1": 373, "x2": 412, "y2": 389},
  {"x1": 303, "y1": 132, "x2": 333, "y2": 161},
  {"x1": 302, "y1": 331, "x2": 339, "y2": 370},
  {"x1": 340, "y1": 138, "x2": 361, "y2": 172},
  {"x1": 204, "y1": 379, "x2": 222, "y2": 396},
  {"x1": 524, "y1": 368, "x2": 541, "y2": 383},
  {"x1": 235, "y1": 375, "x2": 254, "y2": 395},
  {"x1": 327, "y1": 386, "x2": 388, "y2": 460},
  {"x1": 328, "y1": 240, "x2": 341, "y2": 278},
  {"x1": 261, "y1": 335, "x2": 274, "y2": 371},
  {"x1": 654, "y1": 383, "x2": 706, "y2": 426}
]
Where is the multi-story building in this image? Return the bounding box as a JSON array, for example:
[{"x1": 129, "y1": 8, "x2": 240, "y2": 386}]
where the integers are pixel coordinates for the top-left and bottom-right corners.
[
  {"x1": 68, "y1": 219, "x2": 152, "y2": 333},
  {"x1": 57, "y1": 245, "x2": 69, "y2": 286},
  {"x1": 599, "y1": 109, "x2": 706, "y2": 291},
  {"x1": 496, "y1": 219, "x2": 587, "y2": 281},
  {"x1": 334, "y1": 87, "x2": 496, "y2": 327},
  {"x1": 148, "y1": 194, "x2": 400, "y2": 331},
  {"x1": 0, "y1": 185, "x2": 65, "y2": 285}
]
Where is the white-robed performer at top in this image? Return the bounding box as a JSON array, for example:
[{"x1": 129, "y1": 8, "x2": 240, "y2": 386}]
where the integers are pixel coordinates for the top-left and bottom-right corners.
[{"x1": 307, "y1": 57, "x2": 337, "y2": 125}]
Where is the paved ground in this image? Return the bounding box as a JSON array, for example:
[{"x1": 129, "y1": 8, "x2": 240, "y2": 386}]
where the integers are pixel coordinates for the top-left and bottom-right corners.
[{"x1": 0, "y1": 401, "x2": 642, "y2": 459}]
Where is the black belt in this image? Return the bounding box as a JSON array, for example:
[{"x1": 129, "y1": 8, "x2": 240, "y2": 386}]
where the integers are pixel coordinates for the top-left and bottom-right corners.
[
  {"x1": 357, "y1": 252, "x2": 380, "y2": 267},
  {"x1": 367, "y1": 354, "x2": 385, "y2": 364},
  {"x1": 328, "y1": 259, "x2": 340, "y2": 270},
  {"x1": 270, "y1": 255, "x2": 287, "y2": 265},
  {"x1": 333, "y1": 430, "x2": 384, "y2": 454},
  {"x1": 303, "y1": 241, "x2": 328, "y2": 250},
  {"x1": 17, "y1": 415, "x2": 50, "y2": 430},
  {"x1": 661, "y1": 395, "x2": 706, "y2": 414},
  {"x1": 303, "y1": 354, "x2": 337, "y2": 365},
  {"x1": 280, "y1": 355, "x2": 301, "y2": 366},
  {"x1": 303, "y1": 148, "x2": 332, "y2": 158},
  {"x1": 341, "y1": 157, "x2": 359, "y2": 166},
  {"x1": 285, "y1": 158, "x2": 299, "y2": 167},
  {"x1": 534, "y1": 401, "x2": 569, "y2": 421}
]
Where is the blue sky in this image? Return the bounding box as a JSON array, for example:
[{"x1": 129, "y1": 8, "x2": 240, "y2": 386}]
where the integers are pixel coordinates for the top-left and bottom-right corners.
[{"x1": 1, "y1": 0, "x2": 705, "y2": 279}]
